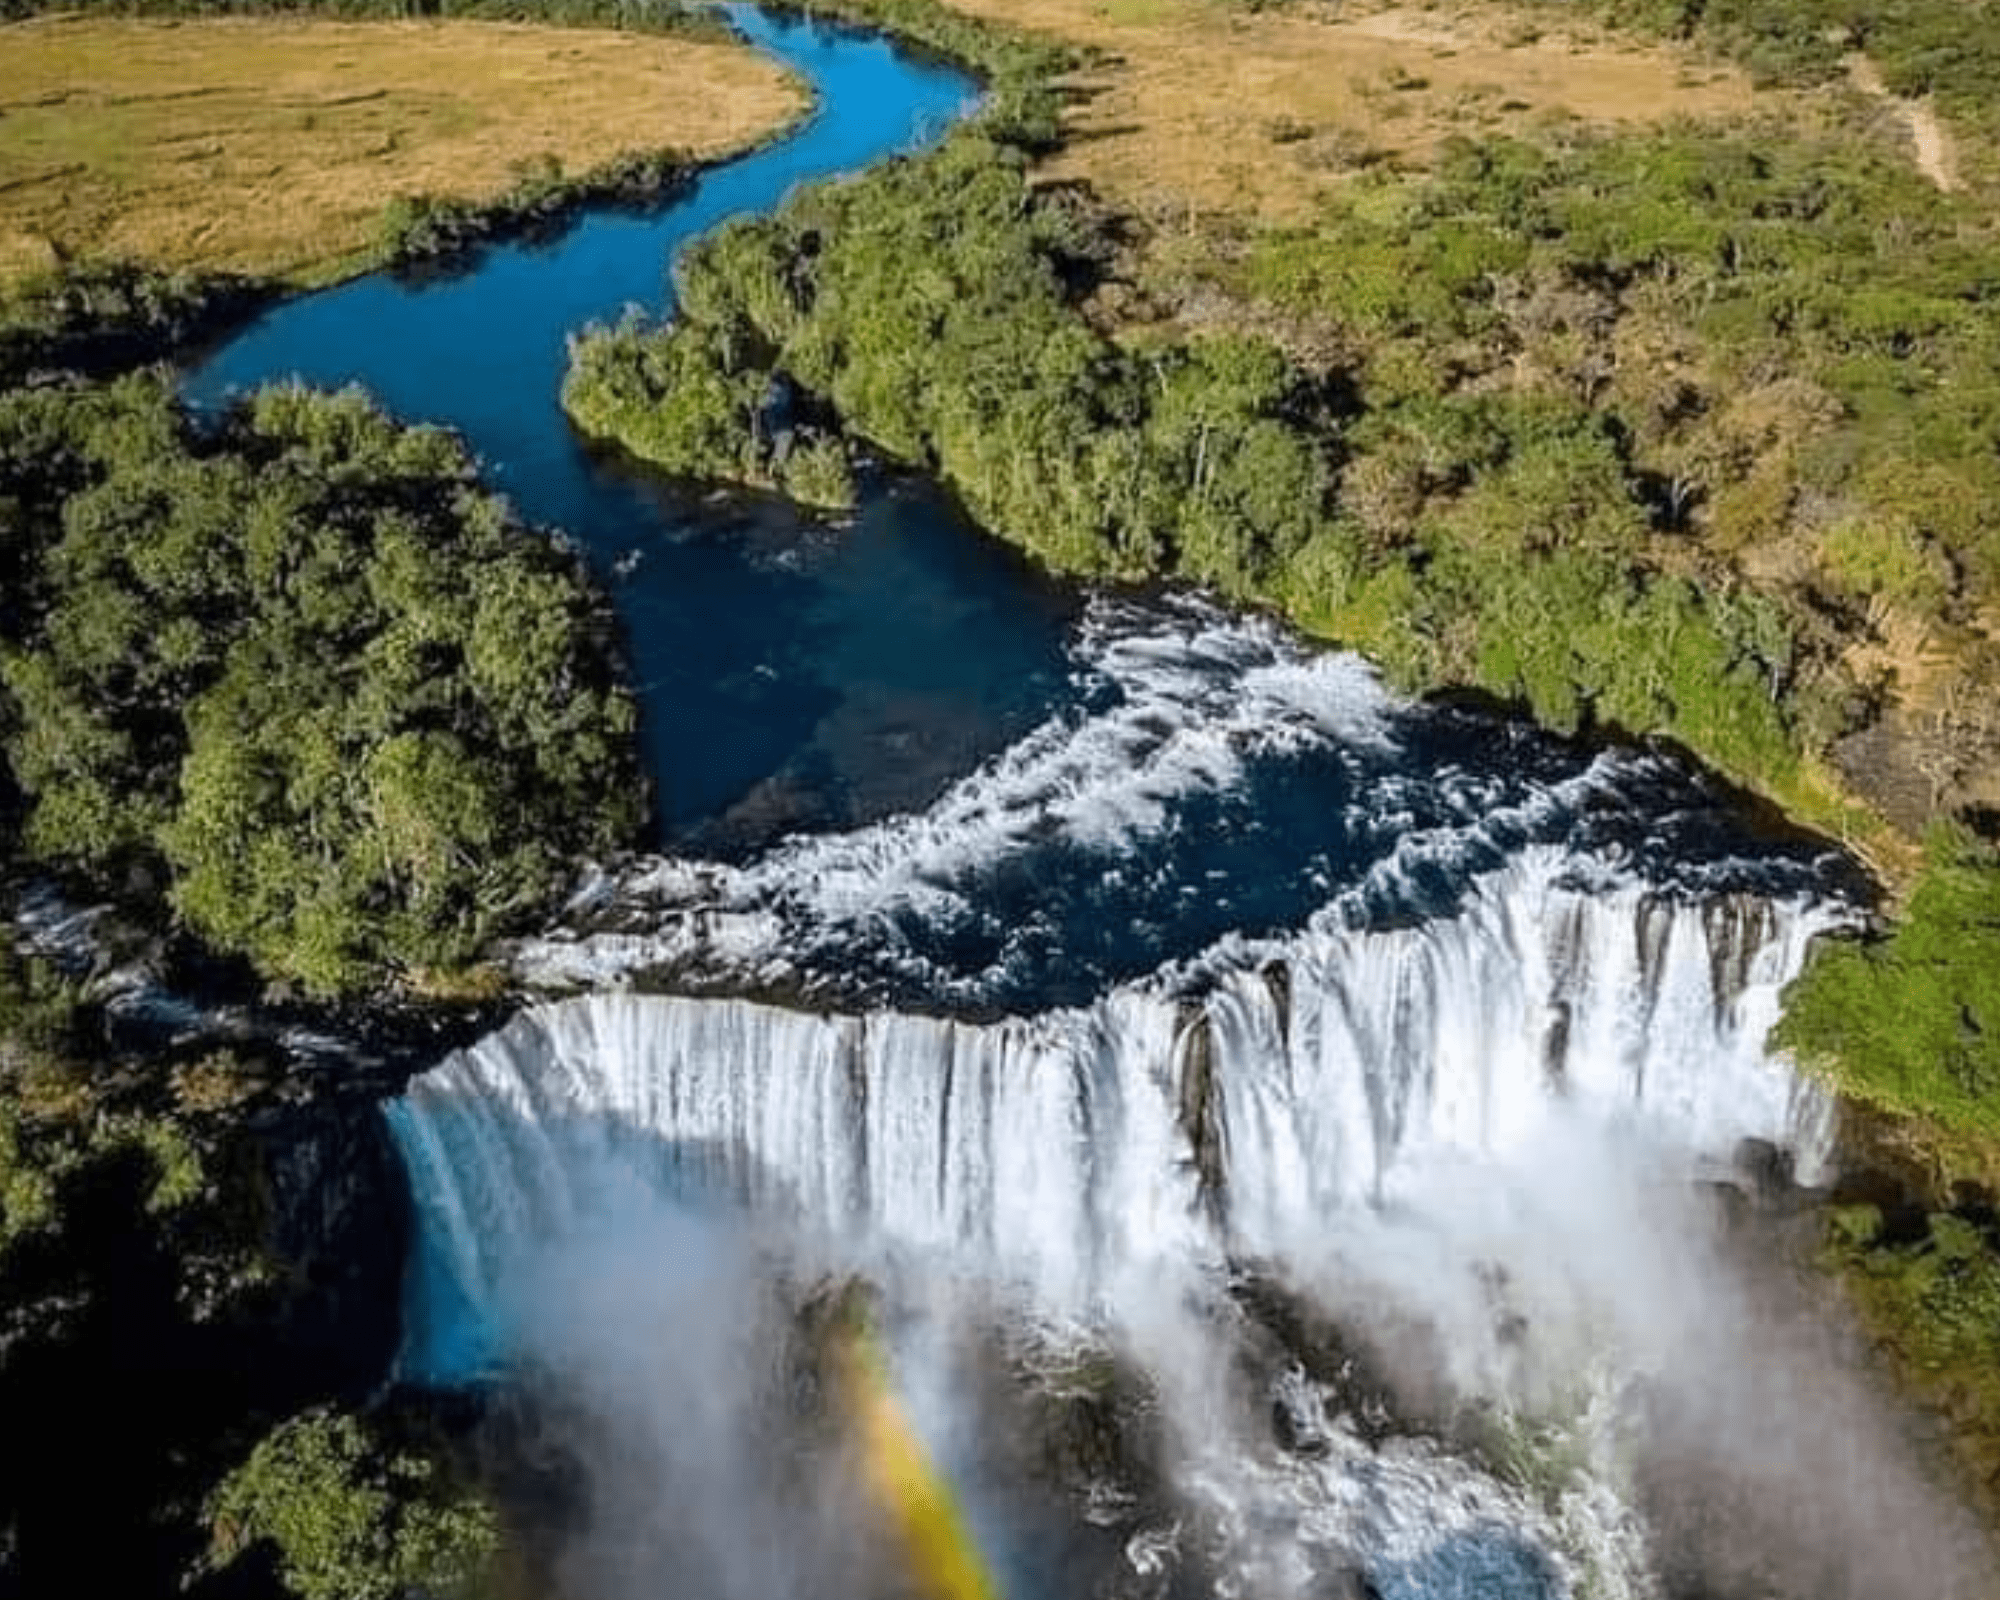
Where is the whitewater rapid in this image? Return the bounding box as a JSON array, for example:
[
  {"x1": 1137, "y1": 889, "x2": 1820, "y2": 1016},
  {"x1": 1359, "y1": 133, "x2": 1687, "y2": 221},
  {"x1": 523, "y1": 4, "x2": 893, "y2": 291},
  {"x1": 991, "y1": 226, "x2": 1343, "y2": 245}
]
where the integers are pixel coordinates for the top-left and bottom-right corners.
[{"x1": 512, "y1": 595, "x2": 1854, "y2": 1013}]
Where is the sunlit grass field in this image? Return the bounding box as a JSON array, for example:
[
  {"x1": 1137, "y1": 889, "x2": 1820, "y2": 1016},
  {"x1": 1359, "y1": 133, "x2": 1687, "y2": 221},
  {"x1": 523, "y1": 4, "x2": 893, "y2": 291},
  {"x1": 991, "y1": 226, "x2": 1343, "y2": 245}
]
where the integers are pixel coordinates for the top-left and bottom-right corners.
[
  {"x1": 0, "y1": 14, "x2": 806, "y2": 286},
  {"x1": 941, "y1": 0, "x2": 1774, "y2": 221}
]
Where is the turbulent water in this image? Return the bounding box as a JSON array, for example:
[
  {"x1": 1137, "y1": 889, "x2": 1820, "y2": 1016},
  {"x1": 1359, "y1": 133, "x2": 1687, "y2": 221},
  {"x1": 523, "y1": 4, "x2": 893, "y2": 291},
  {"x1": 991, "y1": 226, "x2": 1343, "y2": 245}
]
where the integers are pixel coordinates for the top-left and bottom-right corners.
[
  {"x1": 375, "y1": 598, "x2": 1988, "y2": 1600},
  {"x1": 513, "y1": 595, "x2": 1854, "y2": 1012},
  {"x1": 152, "y1": 0, "x2": 1993, "y2": 1585}
]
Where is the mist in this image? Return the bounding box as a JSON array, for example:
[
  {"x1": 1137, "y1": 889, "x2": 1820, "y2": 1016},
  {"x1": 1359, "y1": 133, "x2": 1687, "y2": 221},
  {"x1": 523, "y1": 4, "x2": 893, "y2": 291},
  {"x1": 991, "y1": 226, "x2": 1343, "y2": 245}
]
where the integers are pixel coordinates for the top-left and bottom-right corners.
[{"x1": 1243, "y1": 1112, "x2": 1998, "y2": 1600}]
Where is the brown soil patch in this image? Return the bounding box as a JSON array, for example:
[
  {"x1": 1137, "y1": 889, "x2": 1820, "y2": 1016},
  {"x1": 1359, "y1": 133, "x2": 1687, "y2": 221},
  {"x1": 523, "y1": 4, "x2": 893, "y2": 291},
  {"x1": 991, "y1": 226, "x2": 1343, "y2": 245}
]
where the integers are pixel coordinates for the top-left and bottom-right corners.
[
  {"x1": 944, "y1": 0, "x2": 1768, "y2": 220},
  {"x1": 0, "y1": 15, "x2": 806, "y2": 286},
  {"x1": 1846, "y1": 53, "x2": 1960, "y2": 192}
]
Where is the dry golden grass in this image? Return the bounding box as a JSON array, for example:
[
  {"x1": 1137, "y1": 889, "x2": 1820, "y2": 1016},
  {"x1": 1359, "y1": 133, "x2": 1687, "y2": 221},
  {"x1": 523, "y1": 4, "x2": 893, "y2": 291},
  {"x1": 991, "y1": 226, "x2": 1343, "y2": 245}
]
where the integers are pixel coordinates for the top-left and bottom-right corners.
[
  {"x1": 0, "y1": 14, "x2": 806, "y2": 286},
  {"x1": 946, "y1": 0, "x2": 1774, "y2": 220}
]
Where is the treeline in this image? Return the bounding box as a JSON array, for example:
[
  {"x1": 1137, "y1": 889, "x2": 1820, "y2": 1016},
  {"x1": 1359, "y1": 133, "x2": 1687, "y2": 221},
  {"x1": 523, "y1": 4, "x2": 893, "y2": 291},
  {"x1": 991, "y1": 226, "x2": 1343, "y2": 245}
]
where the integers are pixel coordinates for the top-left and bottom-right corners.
[
  {"x1": 1573, "y1": 0, "x2": 2000, "y2": 129},
  {"x1": 1221, "y1": 116, "x2": 2000, "y2": 803},
  {"x1": 563, "y1": 105, "x2": 1831, "y2": 805},
  {"x1": 0, "y1": 154, "x2": 714, "y2": 375},
  {"x1": 768, "y1": 0, "x2": 1079, "y2": 89},
  {"x1": 0, "y1": 262, "x2": 272, "y2": 389},
  {"x1": 379, "y1": 147, "x2": 700, "y2": 272},
  {"x1": 0, "y1": 376, "x2": 643, "y2": 994}
]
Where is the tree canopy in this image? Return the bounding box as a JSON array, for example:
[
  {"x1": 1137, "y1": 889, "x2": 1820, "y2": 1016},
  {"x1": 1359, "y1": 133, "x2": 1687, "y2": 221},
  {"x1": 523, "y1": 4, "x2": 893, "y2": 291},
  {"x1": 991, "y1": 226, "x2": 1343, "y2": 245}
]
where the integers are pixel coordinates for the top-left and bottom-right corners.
[{"x1": 0, "y1": 375, "x2": 642, "y2": 993}]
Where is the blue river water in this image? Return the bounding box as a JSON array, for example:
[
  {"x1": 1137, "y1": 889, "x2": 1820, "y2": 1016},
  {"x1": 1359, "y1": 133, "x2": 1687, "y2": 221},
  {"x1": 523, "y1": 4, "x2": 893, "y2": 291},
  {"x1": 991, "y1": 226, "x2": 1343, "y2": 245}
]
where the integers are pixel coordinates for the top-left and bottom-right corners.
[{"x1": 187, "y1": 10, "x2": 1075, "y2": 850}]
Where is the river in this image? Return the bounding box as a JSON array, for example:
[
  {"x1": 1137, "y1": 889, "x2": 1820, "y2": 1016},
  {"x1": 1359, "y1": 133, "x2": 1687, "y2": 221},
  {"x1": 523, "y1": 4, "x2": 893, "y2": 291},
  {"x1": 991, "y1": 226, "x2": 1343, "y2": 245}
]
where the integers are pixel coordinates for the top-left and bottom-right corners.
[{"x1": 185, "y1": 10, "x2": 1993, "y2": 1600}]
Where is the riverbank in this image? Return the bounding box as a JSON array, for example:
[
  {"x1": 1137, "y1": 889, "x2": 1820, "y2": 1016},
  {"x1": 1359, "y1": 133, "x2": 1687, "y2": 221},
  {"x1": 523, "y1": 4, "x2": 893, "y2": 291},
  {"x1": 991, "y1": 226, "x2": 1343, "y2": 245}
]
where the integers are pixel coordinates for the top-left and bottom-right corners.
[
  {"x1": 0, "y1": 12, "x2": 806, "y2": 289},
  {"x1": 568, "y1": 0, "x2": 2000, "y2": 1122}
]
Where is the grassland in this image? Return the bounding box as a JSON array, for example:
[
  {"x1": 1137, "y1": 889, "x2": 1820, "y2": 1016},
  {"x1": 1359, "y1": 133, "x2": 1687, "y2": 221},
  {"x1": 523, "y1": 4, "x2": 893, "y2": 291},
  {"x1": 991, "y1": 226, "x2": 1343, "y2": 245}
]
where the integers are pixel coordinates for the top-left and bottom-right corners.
[
  {"x1": 0, "y1": 14, "x2": 805, "y2": 287},
  {"x1": 937, "y1": 0, "x2": 1781, "y2": 220}
]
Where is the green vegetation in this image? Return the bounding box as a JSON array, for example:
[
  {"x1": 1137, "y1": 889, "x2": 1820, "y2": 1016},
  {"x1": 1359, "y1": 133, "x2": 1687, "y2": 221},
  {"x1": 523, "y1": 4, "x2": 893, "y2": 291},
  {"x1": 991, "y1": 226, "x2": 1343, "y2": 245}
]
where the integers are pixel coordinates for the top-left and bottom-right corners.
[
  {"x1": 570, "y1": 135, "x2": 1331, "y2": 575},
  {"x1": 0, "y1": 375, "x2": 643, "y2": 993},
  {"x1": 207, "y1": 1407, "x2": 499, "y2": 1600},
  {"x1": 573, "y1": 0, "x2": 2000, "y2": 1236},
  {"x1": 769, "y1": 0, "x2": 1080, "y2": 92},
  {"x1": 565, "y1": 0, "x2": 1075, "y2": 505},
  {"x1": 0, "y1": 948, "x2": 209, "y2": 1259},
  {"x1": 0, "y1": 0, "x2": 732, "y2": 33},
  {"x1": 1777, "y1": 829, "x2": 2000, "y2": 1179},
  {"x1": 1576, "y1": 0, "x2": 2000, "y2": 126},
  {"x1": 1822, "y1": 1204, "x2": 2000, "y2": 1505},
  {"x1": 379, "y1": 148, "x2": 699, "y2": 271},
  {"x1": 1, "y1": 942, "x2": 497, "y2": 1598},
  {"x1": 0, "y1": 262, "x2": 269, "y2": 388},
  {"x1": 567, "y1": 113, "x2": 1883, "y2": 813}
]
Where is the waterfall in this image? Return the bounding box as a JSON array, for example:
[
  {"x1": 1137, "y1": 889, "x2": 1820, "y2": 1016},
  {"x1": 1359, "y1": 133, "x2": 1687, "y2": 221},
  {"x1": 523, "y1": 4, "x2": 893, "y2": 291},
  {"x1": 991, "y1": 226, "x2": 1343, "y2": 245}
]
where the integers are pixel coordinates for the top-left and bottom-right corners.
[
  {"x1": 390, "y1": 850, "x2": 1840, "y2": 1362},
  {"x1": 380, "y1": 594, "x2": 1951, "y2": 1600}
]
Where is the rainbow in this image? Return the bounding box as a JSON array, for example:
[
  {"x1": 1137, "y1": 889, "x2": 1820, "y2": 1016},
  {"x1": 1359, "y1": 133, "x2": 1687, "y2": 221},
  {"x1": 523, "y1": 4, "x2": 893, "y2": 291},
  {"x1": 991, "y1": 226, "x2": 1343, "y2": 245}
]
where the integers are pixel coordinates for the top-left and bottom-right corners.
[{"x1": 838, "y1": 1328, "x2": 1003, "y2": 1600}]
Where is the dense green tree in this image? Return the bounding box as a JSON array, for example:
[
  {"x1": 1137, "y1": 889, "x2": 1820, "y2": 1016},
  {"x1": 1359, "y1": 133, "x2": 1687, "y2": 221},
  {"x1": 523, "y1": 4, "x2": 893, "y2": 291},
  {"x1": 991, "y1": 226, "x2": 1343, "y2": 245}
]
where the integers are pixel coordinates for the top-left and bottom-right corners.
[
  {"x1": 0, "y1": 376, "x2": 642, "y2": 992},
  {"x1": 1777, "y1": 829, "x2": 2000, "y2": 1165},
  {"x1": 206, "y1": 1408, "x2": 499, "y2": 1600}
]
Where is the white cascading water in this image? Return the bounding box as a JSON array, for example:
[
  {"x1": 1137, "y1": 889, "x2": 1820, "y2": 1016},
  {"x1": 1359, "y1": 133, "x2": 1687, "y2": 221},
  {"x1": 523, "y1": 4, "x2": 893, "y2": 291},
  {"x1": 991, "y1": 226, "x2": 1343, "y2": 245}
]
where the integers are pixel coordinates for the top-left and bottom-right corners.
[
  {"x1": 392, "y1": 850, "x2": 1840, "y2": 1331},
  {"x1": 386, "y1": 598, "x2": 1950, "y2": 1600}
]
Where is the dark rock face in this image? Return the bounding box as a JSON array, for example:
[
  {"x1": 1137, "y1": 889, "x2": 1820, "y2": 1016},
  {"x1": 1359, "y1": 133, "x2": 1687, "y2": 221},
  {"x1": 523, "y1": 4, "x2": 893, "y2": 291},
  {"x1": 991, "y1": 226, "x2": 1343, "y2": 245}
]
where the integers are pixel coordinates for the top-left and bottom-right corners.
[
  {"x1": 1731, "y1": 1136, "x2": 1795, "y2": 1202},
  {"x1": 243, "y1": 1089, "x2": 411, "y2": 1399},
  {"x1": 1313, "y1": 1566, "x2": 1383, "y2": 1600}
]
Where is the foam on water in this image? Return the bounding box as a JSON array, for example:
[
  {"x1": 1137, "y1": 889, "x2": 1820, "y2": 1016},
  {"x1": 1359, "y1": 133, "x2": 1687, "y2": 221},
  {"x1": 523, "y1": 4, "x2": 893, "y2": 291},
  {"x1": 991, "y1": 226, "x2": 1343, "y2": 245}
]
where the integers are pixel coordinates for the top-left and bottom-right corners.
[
  {"x1": 386, "y1": 594, "x2": 1885, "y2": 1598},
  {"x1": 517, "y1": 595, "x2": 1851, "y2": 1012}
]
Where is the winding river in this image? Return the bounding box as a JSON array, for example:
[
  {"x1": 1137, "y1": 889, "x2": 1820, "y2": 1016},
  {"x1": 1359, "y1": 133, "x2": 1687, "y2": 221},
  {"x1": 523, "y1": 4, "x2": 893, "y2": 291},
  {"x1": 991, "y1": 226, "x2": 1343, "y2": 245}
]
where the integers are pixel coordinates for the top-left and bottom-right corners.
[
  {"x1": 185, "y1": 12, "x2": 1995, "y2": 1600},
  {"x1": 191, "y1": 9, "x2": 1071, "y2": 847}
]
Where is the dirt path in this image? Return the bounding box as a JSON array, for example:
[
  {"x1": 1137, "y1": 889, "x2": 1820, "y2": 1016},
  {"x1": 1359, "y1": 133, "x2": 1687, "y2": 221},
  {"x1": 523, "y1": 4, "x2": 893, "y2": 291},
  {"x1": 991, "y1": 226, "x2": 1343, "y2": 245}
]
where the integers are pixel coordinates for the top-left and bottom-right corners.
[{"x1": 1848, "y1": 53, "x2": 1959, "y2": 192}]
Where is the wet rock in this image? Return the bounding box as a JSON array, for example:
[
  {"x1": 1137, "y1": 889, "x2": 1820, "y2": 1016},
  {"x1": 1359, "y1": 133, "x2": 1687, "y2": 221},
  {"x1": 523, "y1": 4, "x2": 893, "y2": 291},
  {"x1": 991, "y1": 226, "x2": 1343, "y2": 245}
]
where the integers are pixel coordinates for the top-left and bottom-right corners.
[
  {"x1": 1732, "y1": 1136, "x2": 1794, "y2": 1202},
  {"x1": 1176, "y1": 1006, "x2": 1226, "y2": 1221},
  {"x1": 1696, "y1": 1177, "x2": 1753, "y2": 1234},
  {"x1": 1313, "y1": 1564, "x2": 1383, "y2": 1600},
  {"x1": 241, "y1": 1090, "x2": 410, "y2": 1397},
  {"x1": 1231, "y1": 1273, "x2": 1414, "y2": 1445},
  {"x1": 1271, "y1": 1364, "x2": 1334, "y2": 1458}
]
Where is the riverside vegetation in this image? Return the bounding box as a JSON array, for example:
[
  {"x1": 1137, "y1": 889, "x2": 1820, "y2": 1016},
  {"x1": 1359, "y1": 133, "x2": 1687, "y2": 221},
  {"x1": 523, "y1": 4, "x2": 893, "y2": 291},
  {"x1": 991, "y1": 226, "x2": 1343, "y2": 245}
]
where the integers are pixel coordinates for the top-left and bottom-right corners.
[
  {"x1": 0, "y1": 379, "x2": 634, "y2": 1597},
  {"x1": 565, "y1": 0, "x2": 2000, "y2": 1509},
  {"x1": 0, "y1": 2, "x2": 803, "y2": 364},
  {"x1": 0, "y1": 371, "x2": 635, "y2": 1593},
  {"x1": 0, "y1": 375, "x2": 645, "y2": 994},
  {"x1": 0, "y1": 943, "x2": 505, "y2": 1596}
]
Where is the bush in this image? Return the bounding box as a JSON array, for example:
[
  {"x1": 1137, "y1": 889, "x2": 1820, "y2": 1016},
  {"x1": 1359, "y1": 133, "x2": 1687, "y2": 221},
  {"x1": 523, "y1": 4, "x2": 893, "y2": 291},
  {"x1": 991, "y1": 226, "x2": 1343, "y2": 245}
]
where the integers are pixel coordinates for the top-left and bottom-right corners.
[
  {"x1": 1776, "y1": 828, "x2": 2000, "y2": 1172},
  {"x1": 207, "y1": 1408, "x2": 499, "y2": 1600}
]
